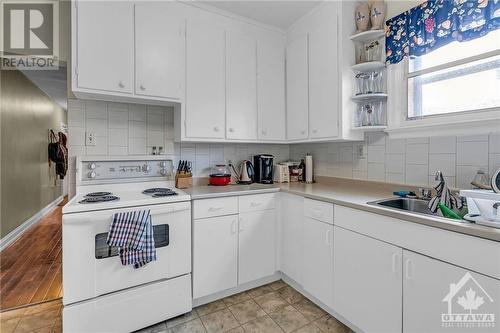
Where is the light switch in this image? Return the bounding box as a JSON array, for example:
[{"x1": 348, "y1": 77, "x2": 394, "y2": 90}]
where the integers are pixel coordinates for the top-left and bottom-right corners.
[{"x1": 86, "y1": 132, "x2": 96, "y2": 146}]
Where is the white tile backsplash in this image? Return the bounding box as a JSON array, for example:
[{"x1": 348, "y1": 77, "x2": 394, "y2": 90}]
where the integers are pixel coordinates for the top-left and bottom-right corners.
[
  {"x1": 68, "y1": 99, "x2": 290, "y2": 197},
  {"x1": 429, "y1": 154, "x2": 456, "y2": 177},
  {"x1": 290, "y1": 132, "x2": 500, "y2": 189},
  {"x1": 457, "y1": 141, "x2": 489, "y2": 166},
  {"x1": 405, "y1": 143, "x2": 429, "y2": 165},
  {"x1": 429, "y1": 136, "x2": 456, "y2": 154}
]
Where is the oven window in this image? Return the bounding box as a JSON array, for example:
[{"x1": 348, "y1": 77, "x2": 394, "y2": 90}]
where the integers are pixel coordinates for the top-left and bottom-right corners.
[{"x1": 95, "y1": 224, "x2": 169, "y2": 259}]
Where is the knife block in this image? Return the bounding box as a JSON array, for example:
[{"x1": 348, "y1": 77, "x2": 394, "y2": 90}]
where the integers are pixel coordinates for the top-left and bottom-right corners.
[{"x1": 175, "y1": 172, "x2": 192, "y2": 189}]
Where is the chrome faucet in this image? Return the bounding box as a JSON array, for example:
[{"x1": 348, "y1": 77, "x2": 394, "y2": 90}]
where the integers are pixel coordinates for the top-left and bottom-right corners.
[{"x1": 435, "y1": 170, "x2": 443, "y2": 182}]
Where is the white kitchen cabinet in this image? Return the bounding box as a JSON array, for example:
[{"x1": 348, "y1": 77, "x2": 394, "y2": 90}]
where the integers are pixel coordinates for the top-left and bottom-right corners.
[
  {"x1": 308, "y1": 23, "x2": 339, "y2": 139},
  {"x1": 75, "y1": 1, "x2": 133, "y2": 94},
  {"x1": 286, "y1": 36, "x2": 309, "y2": 140},
  {"x1": 257, "y1": 39, "x2": 286, "y2": 141},
  {"x1": 193, "y1": 215, "x2": 238, "y2": 298},
  {"x1": 226, "y1": 32, "x2": 258, "y2": 140},
  {"x1": 333, "y1": 226, "x2": 402, "y2": 333},
  {"x1": 280, "y1": 193, "x2": 304, "y2": 285},
  {"x1": 185, "y1": 19, "x2": 226, "y2": 139},
  {"x1": 238, "y1": 210, "x2": 276, "y2": 284},
  {"x1": 135, "y1": 3, "x2": 183, "y2": 100},
  {"x1": 302, "y1": 217, "x2": 334, "y2": 308},
  {"x1": 403, "y1": 250, "x2": 500, "y2": 333}
]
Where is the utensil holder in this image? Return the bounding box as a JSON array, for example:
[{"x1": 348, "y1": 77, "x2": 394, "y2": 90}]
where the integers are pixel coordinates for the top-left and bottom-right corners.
[{"x1": 175, "y1": 172, "x2": 193, "y2": 189}]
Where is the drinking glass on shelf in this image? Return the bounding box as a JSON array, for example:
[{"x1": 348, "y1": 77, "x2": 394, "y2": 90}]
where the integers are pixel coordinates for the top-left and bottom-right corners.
[
  {"x1": 355, "y1": 73, "x2": 365, "y2": 95},
  {"x1": 373, "y1": 71, "x2": 384, "y2": 93}
]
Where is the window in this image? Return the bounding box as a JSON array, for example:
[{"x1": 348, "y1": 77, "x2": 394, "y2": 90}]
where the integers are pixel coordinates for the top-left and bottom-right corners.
[{"x1": 407, "y1": 30, "x2": 500, "y2": 119}]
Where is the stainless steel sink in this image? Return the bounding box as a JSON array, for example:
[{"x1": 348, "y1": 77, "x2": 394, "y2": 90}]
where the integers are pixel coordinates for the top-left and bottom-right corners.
[{"x1": 368, "y1": 198, "x2": 436, "y2": 216}]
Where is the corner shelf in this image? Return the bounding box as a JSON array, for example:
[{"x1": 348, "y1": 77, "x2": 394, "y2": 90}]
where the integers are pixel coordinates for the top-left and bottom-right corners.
[
  {"x1": 350, "y1": 29, "x2": 385, "y2": 43},
  {"x1": 351, "y1": 93, "x2": 388, "y2": 102},
  {"x1": 351, "y1": 61, "x2": 385, "y2": 72}
]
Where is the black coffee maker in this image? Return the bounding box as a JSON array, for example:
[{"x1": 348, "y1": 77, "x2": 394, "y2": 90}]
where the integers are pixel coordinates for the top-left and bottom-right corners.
[{"x1": 253, "y1": 154, "x2": 274, "y2": 184}]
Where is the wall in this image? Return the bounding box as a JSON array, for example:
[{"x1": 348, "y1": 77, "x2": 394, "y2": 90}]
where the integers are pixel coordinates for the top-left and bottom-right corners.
[
  {"x1": 1, "y1": 70, "x2": 66, "y2": 238},
  {"x1": 290, "y1": 132, "x2": 500, "y2": 189},
  {"x1": 386, "y1": 0, "x2": 423, "y2": 18},
  {"x1": 67, "y1": 99, "x2": 290, "y2": 197}
]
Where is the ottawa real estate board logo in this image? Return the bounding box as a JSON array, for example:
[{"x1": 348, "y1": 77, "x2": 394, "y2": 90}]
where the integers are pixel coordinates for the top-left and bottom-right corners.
[
  {"x1": 442, "y1": 272, "x2": 496, "y2": 329},
  {"x1": 1, "y1": 0, "x2": 58, "y2": 70}
]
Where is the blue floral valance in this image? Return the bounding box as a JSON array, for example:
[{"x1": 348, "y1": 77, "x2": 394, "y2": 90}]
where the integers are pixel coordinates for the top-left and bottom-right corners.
[{"x1": 386, "y1": 0, "x2": 500, "y2": 64}]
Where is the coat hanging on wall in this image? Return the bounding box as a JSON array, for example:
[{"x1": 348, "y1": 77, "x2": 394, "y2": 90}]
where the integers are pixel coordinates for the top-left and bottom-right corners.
[{"x1": 48, "y1": 129, "x2": 68, "y2": 179}]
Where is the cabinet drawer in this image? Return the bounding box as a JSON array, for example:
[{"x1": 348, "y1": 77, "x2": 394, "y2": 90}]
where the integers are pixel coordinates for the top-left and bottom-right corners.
[
  {"x1": 193, "y1": 197, "x2": 238, "y2": 219},
  {"x1": 239, "y1": 193, "x2": 276, "y2": 213},
  {"x1": 304, "y1": 199, "x2": 333, "y2": 224}
]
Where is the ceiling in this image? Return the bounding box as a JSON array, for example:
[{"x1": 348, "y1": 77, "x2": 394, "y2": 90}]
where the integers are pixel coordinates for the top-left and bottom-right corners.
[{"x1": 204, "y1": 1, "x2": 323, "y2": 29}]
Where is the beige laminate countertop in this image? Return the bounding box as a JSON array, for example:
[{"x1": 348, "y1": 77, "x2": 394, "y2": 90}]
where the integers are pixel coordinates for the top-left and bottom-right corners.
[{"x1": 185, "y1": 178, "x2": 500, "y2": 243}]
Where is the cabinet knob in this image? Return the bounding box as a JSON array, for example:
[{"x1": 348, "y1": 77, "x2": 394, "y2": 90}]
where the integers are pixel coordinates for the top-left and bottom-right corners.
[
  {"x1": 312, "y1": 129, "x2": 318, "y2": 134},
  {"x1": 140, "y1": 85, "x2": 146, "y2": 91},
  {"x1": 261, "y1": 129, "x2": 267, "y2": 135},
  {"x1": 229, "y1": 128, "x2": 234, "y2": 133},
  {"x1": 301, "y1": 130, "x2": 306, "y2": 135},
  {"x1": 118, "y1": 81, "x2": 125, "y2": 88},
  {"x1": 213, "y1": 126, "x2": 220, "y2": 132}
]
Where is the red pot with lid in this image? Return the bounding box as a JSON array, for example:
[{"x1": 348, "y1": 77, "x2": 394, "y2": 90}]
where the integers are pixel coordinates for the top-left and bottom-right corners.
[{"x1": 209, "y1": 164, "x2": 232, "y2": 186}]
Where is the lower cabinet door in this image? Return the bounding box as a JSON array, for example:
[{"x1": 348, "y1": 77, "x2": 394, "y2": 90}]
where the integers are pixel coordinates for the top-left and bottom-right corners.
[
  {"x1": 302, "y1": 217, "x2": 333, "y2": 308},
  {"x1": 333, "y1": 226, "x2": 403, "y2": 333},
  {"x1": 403, "y1": 250, "x2": 500, "y2": 333},
  {"x1": 280, "y1": 193, "x2": 304, "y2": 285},
  {"x1": 193, "y1": 215, "x2": 238, "y2": 298},
  {"x1": 238, "y1": 210, "x2": 276, "y2": 284}
]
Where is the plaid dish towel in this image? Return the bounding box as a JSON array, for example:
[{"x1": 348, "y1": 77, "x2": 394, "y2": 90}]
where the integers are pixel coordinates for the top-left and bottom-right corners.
[{"x1": 106, "y1": 210, "x2": 157, "y2": 268}]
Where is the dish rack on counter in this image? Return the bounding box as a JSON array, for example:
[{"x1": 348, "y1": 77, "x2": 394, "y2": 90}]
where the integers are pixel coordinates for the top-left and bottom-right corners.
[{"x1": 350, "y1": 30, "x2": 387, "y2": 131}]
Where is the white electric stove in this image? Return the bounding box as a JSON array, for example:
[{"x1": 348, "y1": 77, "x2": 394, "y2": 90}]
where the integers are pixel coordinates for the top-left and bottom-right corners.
[{"x1": 62, "y1": 156, "x2": 192, "y2": 333}]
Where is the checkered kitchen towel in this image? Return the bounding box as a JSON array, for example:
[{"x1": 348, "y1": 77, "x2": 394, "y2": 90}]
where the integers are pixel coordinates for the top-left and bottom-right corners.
[{"x1": 106, "y1": 209, "x2": 157, "y2": 268}]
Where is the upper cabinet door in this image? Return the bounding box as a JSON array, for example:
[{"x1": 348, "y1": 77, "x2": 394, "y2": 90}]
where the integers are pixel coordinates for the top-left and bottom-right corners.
[
  {"x1": 186, "y1": 19, "x2": 226, "y2": 139},
  {"x1": 76, "y1": 1, "x2": 133, "y2": 94},
  {"x1": 257, "y1": 39, "x2": 286, "y2": 141},
  {"x1": 135, "y1": 3, "x2": 184, "y2": 100},
  {"x1": 308, "y1": 21, "x2": 339, "y2": 139},
  {"x1": 226, "y1": 32, "x2": 258, "y2": 140},
  {"x1": 286, "y1": 36, "x2": 309, "y2": 140}
]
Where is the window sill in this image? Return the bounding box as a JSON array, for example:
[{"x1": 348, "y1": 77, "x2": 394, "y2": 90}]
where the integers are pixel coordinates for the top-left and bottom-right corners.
[{"x1": 385, "y1": 118, "x2": 500, "y2": 138}]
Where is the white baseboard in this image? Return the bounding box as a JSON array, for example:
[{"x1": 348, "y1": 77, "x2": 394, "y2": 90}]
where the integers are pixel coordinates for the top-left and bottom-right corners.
[{"x1": 0, "y1": 195, "x2": 64, "y2": 251}]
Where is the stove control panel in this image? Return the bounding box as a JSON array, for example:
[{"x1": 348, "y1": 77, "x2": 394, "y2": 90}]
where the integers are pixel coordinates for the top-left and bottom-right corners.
[{"x1": 79, "y1": 159, "x2": 174, "y2": 182}]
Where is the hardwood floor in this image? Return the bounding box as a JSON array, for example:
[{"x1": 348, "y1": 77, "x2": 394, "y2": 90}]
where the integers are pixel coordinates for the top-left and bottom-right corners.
[{"x1": 0, "y1": 199, "x2": 65, "y2": 311}]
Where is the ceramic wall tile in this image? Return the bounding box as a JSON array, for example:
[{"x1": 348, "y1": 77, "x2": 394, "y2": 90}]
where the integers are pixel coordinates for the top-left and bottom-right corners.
[
  {"x1": 428, "y1": 154, "x2": 456, "y2": 177},
  {"x1": 405, "y1": 143, "x2": 428, "y2": 165},
  {"x1": 457, "y1": 141, "x2": 488, "y2": 166},
  {"x1": 429, "y1": 136, "x2": 456, "y2": 154}
]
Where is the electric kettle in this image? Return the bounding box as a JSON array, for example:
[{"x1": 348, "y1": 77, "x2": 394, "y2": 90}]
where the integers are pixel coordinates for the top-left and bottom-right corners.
[{"x1": 239, "y1": 160, "x2": 254, "y2": 184}]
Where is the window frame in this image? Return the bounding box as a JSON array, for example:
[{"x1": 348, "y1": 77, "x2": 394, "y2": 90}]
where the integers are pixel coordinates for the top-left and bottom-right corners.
[
  {"x1": 385, "y1": 46, "x2": 500, "y2": 138},
  {"x1": 407, "y1": 49, "x2": 500, "y2": 119}
]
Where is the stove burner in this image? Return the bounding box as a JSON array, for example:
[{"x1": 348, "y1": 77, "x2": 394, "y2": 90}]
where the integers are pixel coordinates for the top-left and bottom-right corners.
[
  {"x1": 143, "y1": 188, "x2": 178, "y2": 197},
  {"x1": 85, "y1": 191, "x2": 112, "y2": 197},
  {"x1": 152, "y1": 192, "x2": 178, "y2": 198},
  {"x1": 143, "y1": 188, "x2": 173, "y2": 194},
  {"x1": 79, "y1": 195, "x2": 119, "y2": 204}
]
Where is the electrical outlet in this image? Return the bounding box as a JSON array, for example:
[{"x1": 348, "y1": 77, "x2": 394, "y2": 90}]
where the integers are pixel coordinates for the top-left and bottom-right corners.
[
  {"x1": 86, "y1": 132, "x2": 96, "y2": 146},
  {"x1": 355, "y1": 144, "x2": 365, "y2": 159}
]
